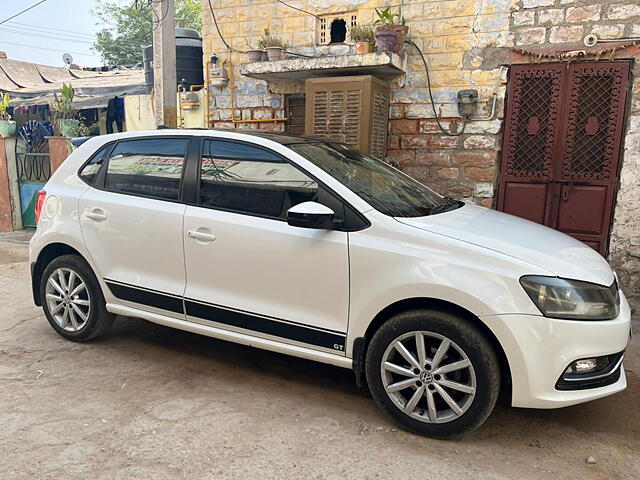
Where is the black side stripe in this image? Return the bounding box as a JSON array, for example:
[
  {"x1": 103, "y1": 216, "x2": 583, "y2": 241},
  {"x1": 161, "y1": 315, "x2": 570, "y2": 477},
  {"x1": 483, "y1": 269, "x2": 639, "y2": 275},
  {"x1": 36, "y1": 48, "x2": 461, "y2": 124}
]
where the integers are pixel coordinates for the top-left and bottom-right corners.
[
  {"x1": 104, "y1": 279, "x2": 346, "y2": 350},
  {"x1": 185, "y1": 299, "x2": 345, "y2": 350},
  {"x1": 105, "y1": 281, "x2": 183, "y2": 314}
]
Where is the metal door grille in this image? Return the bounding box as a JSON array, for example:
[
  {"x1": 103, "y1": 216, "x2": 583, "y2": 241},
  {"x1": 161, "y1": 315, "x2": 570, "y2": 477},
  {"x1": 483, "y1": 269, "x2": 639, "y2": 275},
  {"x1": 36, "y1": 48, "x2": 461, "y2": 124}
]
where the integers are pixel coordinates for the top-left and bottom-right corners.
[
  {"x1": 560, "y1": 65, "x2": 628, "y2": 181},
  {"x1": 499, "y1": 62, "x2": 630, "y2": 256},
  {"x1": 503, "y1": 66, "x2": 562, "y2": 179}
]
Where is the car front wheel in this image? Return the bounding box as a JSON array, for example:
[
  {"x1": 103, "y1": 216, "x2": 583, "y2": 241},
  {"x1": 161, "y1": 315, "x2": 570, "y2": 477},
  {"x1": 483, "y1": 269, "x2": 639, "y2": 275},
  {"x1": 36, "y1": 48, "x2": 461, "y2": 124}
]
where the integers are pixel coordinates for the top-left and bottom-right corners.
[{"x1": 365, "y1": 309, "x2": 500, "y2": 438}]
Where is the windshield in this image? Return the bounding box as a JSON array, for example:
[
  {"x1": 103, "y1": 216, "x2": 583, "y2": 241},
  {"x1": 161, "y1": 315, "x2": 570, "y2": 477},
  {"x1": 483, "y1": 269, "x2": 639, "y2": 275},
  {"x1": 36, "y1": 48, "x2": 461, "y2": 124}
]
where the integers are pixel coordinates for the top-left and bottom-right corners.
[{"x1": 289, "y1": 142, "x2": 450, "y2": 217}]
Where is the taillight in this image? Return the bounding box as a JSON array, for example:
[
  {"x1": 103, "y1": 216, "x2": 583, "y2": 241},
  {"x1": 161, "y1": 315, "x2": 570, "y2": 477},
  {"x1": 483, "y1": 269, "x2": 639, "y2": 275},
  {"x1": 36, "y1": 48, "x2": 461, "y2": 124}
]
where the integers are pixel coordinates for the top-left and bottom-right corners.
[{"x1": 35, "y1": 190, "x2": 46, "y2": 223}]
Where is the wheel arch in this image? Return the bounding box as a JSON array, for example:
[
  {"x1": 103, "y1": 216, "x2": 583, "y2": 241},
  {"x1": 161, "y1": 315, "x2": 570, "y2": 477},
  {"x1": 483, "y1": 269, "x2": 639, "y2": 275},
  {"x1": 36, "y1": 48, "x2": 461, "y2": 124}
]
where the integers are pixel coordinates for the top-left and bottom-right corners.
[
  {"x1": 31, "y1": 242, "x2": 87, "y2": 306},
  {"x1": 352, "y1": 297, "x2": 512, "y2": 392}
]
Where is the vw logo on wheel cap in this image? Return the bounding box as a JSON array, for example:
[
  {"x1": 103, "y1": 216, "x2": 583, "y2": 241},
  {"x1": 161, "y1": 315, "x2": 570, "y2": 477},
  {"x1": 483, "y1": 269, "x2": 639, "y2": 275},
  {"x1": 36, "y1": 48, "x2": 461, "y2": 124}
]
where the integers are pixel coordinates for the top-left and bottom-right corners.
[{"x1": 419, "y1": 371, "x2": 434, "y2": 384}]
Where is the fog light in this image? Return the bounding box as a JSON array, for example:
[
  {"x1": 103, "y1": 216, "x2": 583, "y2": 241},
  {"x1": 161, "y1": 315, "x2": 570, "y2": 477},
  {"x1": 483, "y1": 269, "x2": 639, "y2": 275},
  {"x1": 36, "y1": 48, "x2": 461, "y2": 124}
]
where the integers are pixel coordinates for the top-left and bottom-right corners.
[{"x1": 564, "y1": 357, "x2": 610, "y2": 375}]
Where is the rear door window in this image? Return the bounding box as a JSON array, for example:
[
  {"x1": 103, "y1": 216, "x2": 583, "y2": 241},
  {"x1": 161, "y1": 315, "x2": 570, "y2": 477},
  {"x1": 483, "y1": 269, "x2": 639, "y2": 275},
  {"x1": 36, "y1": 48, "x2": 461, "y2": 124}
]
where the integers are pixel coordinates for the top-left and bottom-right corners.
[{"x1": 104, "y1": 137, "x2": 189, "y2": 201}]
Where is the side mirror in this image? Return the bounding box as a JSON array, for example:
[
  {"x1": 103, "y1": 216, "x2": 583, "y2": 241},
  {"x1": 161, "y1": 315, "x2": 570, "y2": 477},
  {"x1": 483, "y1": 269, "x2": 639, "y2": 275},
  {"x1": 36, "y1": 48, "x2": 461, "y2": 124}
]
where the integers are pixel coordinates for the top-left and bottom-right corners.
[{"x1": 287, "y1": 201, "x2": 335, "y2": 229}]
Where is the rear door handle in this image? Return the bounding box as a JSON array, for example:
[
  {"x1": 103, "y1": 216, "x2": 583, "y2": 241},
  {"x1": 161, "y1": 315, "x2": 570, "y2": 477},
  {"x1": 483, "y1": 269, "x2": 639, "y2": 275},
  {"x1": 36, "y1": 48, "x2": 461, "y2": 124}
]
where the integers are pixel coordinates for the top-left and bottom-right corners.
[
  {"x1": 86, "y1": 209, "x2": 107, "y2": 222},
  {"x1": 187, "y1": 230, "x2": 216, "y2": 242}
]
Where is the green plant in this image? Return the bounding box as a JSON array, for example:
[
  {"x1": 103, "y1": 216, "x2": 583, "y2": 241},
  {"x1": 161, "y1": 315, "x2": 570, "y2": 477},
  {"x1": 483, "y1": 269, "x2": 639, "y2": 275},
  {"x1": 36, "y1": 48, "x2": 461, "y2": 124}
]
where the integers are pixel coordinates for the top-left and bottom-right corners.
[
  {"x1": 374, "y1": 6, "x2": 406, "y2": 26},
  {"x1": 76, "y1": 119, "x2": 100, "y2": 137},
  {"x1": 93, "y1": 0, "x2": 201, "y2": 65},
  {"x1": 52, "y1": 83, "x2": 78, "y2": 120},
  {"x1": 350, "y1": 24, "x2": 374, "y2": 42},
  {"x1": 0, "y1": 93, "x2": 11, "y2": 121},
  {"x1": 259, "y1": 28, "x2": 288, "y2": 49}
]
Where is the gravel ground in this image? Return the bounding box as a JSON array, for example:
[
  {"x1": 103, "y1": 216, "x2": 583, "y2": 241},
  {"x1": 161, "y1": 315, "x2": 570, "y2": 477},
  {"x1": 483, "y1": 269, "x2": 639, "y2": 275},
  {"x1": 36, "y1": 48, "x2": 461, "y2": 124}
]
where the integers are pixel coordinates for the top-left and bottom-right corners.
[{"x1": 1, "y1": 233, "x2": 638, "y2": 480}]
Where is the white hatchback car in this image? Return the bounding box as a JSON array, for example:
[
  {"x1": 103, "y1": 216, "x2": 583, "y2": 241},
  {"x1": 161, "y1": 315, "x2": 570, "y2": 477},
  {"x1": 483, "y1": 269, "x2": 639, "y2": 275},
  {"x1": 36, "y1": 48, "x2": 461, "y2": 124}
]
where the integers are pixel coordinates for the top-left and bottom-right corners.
[{"x1": 30, "y1": 129, "x2": 631, "y2": 438}]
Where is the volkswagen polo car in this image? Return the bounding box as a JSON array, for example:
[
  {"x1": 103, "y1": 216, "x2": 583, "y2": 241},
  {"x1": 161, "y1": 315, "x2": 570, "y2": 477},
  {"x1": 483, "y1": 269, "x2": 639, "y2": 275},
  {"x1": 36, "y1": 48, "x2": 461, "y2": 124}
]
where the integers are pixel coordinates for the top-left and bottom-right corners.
[{"x1": 29, "y1": 129, "x2": 631, "y2": 438}]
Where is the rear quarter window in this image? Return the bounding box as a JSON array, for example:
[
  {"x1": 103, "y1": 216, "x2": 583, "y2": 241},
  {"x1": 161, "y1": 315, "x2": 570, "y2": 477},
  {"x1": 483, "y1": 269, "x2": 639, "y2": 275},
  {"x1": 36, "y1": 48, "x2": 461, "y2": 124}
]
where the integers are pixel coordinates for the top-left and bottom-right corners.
[{"x1": 78, "y1": 143, "x2": 113, "y2": 185}]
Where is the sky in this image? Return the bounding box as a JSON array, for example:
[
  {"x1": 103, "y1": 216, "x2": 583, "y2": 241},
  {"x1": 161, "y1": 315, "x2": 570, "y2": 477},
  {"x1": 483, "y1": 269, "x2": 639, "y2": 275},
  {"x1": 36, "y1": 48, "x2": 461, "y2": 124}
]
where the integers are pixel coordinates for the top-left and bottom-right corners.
[{"x1": 0, "y1": 0, "x2": 104, "y2": 67}]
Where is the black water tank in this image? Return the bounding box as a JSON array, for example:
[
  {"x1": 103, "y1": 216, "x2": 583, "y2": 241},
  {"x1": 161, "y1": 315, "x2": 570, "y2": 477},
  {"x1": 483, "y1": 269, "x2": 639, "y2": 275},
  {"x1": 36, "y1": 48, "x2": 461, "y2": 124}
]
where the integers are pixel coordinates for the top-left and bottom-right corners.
[{"x1": 142, "y1": 27, "x2": 204, "y2": 93}]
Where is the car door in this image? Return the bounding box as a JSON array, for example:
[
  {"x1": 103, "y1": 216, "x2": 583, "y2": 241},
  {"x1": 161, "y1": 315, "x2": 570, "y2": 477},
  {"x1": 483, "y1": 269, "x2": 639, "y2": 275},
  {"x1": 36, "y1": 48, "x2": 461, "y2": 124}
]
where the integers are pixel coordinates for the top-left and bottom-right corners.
[
  {"x1": 182, "y1": 137, "x2": 350, "y2": 354},
  {"x1": 79, "y1": 136, "x2": 193, "y2": 318}
]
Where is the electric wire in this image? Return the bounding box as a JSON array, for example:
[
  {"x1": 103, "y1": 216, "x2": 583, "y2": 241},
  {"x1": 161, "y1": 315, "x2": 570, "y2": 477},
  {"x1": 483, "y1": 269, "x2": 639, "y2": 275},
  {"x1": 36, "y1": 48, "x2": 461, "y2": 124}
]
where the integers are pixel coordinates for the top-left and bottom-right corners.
[
  {"x1": 0, "y1": 26, "x2": 95, "y2": 44},
  {"x1": 207, "y1": 0, "x2": 239, "y2": 52},
  {"x1": 0, "y1": 0, "x2": 49, "y2": 26},
  {"x1": 150, "y1": 0, "x2": 170, "y2": 33},
  {"x1": 0, "y1": 40, "x2": 94, "y2": 58},
  {"x1": 5, "y1": 21, "x2": 96, "y2": 39},
  {"x1": 0, "y1": 25, "x2": 149, "y2": 50},
  {"x1": 406, "y1": 40, "x2": 467, "y2": 136},
  {"x1": 274, "y1": 0, "x2": 320, "y2": 19}
]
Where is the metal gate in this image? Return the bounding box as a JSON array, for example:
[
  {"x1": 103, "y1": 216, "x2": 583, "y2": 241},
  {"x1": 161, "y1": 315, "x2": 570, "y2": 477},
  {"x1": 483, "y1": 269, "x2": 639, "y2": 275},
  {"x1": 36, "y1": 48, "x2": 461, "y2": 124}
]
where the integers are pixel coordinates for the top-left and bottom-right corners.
[
  {"x1": 16, "y1": 152, "x2": 50, "y2": 227},
  {"x1": 14, "y1": 120, "x2": 54, "y2": 227},
  {"x1": 498, "y1": 62, "x2": 630, "y2": 256}
]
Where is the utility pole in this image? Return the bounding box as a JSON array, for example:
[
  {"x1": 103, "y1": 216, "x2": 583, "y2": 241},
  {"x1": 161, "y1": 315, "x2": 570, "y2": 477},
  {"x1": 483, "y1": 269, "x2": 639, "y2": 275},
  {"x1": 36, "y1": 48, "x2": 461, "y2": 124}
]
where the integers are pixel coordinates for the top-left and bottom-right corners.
[{"x1": 152, "y1": 0, "x2": 177, "y2": 128}]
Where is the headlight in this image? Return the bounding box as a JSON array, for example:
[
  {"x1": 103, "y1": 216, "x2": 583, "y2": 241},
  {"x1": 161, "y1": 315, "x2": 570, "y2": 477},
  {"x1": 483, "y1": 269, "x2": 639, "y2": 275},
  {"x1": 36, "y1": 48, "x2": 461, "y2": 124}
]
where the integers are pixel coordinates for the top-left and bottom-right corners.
[{"x1": 520, "y1": 275, "x2": 620, "y2": 320}]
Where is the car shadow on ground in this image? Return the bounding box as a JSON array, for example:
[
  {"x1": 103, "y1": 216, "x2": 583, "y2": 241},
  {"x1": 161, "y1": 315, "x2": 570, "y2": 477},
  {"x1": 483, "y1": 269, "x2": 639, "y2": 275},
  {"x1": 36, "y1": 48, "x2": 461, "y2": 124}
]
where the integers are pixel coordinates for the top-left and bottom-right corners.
[{"x1": 93, "y1": 315, "x2": 639, "y2": 446}]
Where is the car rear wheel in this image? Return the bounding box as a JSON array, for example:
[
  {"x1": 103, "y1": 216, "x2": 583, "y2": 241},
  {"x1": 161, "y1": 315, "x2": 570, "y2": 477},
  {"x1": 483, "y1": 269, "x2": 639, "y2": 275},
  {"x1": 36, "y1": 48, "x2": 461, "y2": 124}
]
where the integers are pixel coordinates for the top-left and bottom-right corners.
[
  {"x1": 40, "y1": 254, "x2": 115, "y2": 341},
  {"x1": 365, "y1": 309, "x2": 500, "y2": 438}
]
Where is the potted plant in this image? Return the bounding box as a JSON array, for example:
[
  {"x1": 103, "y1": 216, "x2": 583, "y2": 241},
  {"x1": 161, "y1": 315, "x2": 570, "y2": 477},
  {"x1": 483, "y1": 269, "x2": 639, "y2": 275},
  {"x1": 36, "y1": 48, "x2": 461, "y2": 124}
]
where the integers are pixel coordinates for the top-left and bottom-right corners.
[
  {"x1": 0, "y1": 93, "x2": 16, "y2": 136},
  {"x1": 246, "y1": 39, "x2": 263, "y2": 62},
  {"x1": 374, "y1": 6, "x2": 408, "y2": 54},
  {"x1": 351, "y1": 25, "x2": 375, "y2": 54},
  {"x1": 261, "y1": 29, "x2": 288, "y2": 61},
  {"x1": 52, "y1": 83, "x2": 80, "y2": 137}
]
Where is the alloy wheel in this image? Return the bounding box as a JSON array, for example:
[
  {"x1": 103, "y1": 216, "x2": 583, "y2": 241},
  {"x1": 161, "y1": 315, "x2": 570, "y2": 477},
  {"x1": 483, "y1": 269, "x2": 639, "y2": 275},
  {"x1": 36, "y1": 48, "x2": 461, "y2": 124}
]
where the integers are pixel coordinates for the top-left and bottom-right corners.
[
  {"x1": 45, "y1": 267, "x2": 91, "y2": 332},
  {"x1": 380, "y1": 331, "x2": 476, "y2": 424}
]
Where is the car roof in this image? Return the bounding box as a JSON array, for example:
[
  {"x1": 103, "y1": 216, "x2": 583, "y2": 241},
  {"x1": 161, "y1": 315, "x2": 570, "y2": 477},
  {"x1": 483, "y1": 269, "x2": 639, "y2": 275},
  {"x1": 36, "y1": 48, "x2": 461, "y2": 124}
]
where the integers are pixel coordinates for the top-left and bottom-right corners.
[
  {"x1": 210, "y1": 129, "x2": 328, "y2": 145},
  {"x1": 78, "y1": 128, "x2": 338, "y2": 147}
]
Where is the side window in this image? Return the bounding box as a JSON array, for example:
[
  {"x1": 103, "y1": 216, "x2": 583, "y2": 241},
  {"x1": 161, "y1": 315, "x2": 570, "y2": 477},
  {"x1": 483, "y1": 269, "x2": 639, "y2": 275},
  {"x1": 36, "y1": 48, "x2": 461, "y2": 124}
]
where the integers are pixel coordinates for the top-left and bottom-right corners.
[
  {"x1": 104, "y1": 138, "x2": 188, "y2": 201},
  {"x1": 199, "y1": 139, "x2": 318, "y2": 219},
  {"x1": 79, "y1": 143, "x2": 112, "y2": 185}
]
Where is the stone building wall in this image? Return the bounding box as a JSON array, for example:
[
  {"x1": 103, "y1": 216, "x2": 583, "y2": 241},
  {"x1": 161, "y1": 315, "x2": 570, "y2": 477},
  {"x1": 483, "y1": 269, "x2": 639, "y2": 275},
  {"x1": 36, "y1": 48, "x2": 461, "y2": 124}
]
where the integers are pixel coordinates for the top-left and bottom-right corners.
[{"x1": 202, "y1": 0, "x2": 640, "y2": 306}]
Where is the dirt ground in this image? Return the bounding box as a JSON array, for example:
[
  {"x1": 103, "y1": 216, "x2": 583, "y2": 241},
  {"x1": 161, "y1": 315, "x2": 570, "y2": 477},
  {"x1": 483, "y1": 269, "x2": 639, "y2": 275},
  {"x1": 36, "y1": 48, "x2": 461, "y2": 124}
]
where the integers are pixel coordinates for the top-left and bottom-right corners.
[{"x1": 1, "y1": 231, "x2": 638, "y2": 480}]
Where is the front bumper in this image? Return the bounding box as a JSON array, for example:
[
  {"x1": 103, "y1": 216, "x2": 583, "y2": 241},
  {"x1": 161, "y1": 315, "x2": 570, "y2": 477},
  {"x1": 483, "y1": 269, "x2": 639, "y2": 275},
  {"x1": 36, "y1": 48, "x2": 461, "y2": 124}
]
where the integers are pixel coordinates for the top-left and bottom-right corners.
[{"x1": 481, "y1": 291, "x2": 631, "y2": 409}]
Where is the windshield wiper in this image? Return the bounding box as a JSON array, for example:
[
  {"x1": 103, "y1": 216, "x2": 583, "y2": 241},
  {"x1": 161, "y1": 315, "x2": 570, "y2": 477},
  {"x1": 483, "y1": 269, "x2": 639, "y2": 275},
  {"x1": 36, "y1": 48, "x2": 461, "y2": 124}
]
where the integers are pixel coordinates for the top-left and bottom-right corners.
[{"x1": 427, "y1": 197, "x2": 463, "y2": 216}]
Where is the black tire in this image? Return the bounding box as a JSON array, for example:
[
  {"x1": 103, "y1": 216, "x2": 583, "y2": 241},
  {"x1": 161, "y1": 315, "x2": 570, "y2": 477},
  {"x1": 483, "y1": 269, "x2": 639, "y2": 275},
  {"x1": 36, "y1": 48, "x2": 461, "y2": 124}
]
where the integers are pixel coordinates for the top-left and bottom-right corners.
[
  {"x1": 40, "y1": 254, "x2": 115, "y2": 341},
  {"x1": 365, "y1": 309, "x2": 500, "y2": 439}
]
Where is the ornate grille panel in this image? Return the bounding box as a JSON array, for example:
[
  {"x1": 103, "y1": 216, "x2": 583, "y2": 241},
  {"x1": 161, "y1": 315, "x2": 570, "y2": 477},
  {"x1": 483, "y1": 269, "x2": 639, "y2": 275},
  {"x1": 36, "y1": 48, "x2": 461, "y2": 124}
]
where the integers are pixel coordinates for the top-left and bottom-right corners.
[
  {"x1": 503, "y1": 66, "x2": 562, "y2": 180},
  {"x1": 560, "y1": 65, "x2": 629, "y2": 181}
]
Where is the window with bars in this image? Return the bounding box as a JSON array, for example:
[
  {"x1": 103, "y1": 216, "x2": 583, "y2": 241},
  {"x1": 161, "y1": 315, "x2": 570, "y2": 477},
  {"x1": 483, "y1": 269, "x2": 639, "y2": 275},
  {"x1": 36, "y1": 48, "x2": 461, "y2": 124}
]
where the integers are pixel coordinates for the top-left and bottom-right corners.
[{"x1": 317, "y1": 12, "x2": 357, "y2": 45}]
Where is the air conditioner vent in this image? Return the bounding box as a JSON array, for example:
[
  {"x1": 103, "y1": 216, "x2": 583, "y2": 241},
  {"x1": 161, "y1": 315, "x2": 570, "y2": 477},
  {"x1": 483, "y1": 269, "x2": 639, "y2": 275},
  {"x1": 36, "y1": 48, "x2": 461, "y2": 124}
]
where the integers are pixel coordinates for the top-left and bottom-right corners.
[{"x1": 305, "y1": 75, "x2": 389, "y2": 159}]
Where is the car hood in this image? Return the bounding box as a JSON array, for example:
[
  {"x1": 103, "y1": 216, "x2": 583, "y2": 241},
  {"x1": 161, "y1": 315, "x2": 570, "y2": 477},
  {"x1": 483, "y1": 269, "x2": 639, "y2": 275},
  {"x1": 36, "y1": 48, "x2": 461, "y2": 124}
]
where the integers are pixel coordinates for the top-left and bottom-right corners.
[{"x1": 396, "y1": 203, "x2": 614, "y2": 286}]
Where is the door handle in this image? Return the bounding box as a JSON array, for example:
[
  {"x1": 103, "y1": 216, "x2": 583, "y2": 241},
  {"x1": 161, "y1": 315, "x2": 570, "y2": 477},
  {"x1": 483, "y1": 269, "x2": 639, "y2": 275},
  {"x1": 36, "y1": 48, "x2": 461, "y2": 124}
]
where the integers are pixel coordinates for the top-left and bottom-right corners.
[
  {"x1": 86, "y1": 209, "x2": 107, "y2": 222},
  {"x1": 187, "y1": 230, "x2": 216, "y2": 242}
]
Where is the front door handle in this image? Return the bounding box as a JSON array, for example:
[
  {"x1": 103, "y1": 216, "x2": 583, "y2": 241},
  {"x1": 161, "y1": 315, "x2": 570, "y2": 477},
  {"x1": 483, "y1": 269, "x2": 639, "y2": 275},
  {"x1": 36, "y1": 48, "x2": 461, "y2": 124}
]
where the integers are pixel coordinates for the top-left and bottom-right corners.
[
  {"x1": 187, "y1": 230, "x2": 216, "y2": 242},
  {"x1": 86, "y1": 209, "x2": 107, "y2": 222}
]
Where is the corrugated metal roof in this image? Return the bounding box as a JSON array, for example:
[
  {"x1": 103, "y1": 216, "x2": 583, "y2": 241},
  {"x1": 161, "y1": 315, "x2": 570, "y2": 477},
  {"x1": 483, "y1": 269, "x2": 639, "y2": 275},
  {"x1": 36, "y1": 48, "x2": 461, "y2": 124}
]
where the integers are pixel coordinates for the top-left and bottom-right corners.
[{"x1": 0, "y1": 58, "x2": 147, "y2": 109}]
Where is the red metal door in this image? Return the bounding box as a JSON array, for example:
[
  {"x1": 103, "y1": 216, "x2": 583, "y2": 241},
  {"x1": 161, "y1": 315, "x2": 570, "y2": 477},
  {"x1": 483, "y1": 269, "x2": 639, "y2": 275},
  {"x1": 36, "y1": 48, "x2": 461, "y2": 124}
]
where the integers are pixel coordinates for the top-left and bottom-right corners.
[{"x1": 498, "y1": 62, "x2": 630, "y2": 256}]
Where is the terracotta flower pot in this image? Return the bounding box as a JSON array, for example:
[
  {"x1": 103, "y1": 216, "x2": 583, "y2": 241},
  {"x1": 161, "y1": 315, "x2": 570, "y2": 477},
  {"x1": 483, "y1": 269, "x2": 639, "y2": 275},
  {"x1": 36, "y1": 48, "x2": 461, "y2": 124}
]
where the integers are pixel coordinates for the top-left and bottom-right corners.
[
  {"x1": 374, "y1": 25, "x2": 409, "y2": 54},
  {"x1": 260, "y1": 51, "x2": 268, "y2": 61},
  {"x1": 0, "y1": 120, "x2": 16, "y2": 136},
  {"x1": 355, "y1": 41, "x2": 373, "y2": 54},
  {"x1": 266, "y1": 47, "x2": 285, "y2": 61},
  {"x1": 247, "y1": 49, "x2": 263, "y2": 62}
]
